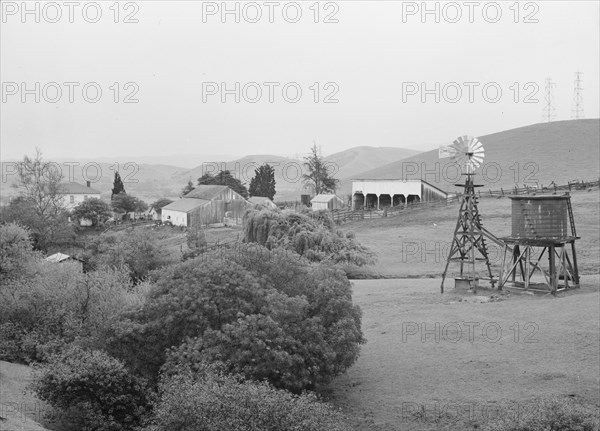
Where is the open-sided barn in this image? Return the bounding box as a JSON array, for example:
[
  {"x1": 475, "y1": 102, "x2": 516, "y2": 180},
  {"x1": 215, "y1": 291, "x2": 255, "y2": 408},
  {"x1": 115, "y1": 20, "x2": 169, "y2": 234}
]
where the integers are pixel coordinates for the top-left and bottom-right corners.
[
  {"x1": 161, "y1": 185, "x2": 248, "y2": 227},
  {"x1": 351, "y1": 179, "x2": 448, "y2": 210}
]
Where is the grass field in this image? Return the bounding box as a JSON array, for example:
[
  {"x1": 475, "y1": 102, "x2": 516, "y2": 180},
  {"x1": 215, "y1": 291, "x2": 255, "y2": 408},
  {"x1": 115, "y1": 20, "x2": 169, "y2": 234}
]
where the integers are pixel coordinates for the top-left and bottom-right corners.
[
  {"x1": 322, "y1": 276, "x2": 600, "y2": 431},
  {"x1": 2, "y1": 189, "x2": 598, "y2": 431},
  {"x1": 344, "y1": 188, "x2": 600, "y2": 279}
]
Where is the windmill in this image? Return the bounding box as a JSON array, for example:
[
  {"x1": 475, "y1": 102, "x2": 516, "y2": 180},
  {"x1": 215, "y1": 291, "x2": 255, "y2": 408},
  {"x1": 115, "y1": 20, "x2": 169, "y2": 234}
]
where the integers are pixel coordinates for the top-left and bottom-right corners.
[{"x1": 439, "y1": 136, "x2": 496, "y2": 293}]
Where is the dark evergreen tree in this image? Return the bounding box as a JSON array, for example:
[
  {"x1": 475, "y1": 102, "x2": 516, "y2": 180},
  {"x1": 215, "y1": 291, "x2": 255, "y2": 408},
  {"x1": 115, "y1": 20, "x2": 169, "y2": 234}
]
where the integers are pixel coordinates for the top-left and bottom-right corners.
[
  {"x1": 197, "y1": 170, "x2": 248, "y2": 198},
  {"x1": 111, "y1": 172, "x2": 126, "y2": 199},
  {"x1": 302, "y1": 144, "x2": 338, "y2": 195},
  {"x1": 248, "y1": 164, "x2": 276, "y2": 200}
]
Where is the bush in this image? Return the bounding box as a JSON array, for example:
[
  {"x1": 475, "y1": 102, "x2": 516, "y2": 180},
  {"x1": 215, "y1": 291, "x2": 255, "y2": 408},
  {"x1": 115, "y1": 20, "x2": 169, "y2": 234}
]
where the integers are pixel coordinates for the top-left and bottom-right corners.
[
  {"x1": 32, "y1": 345, "x2": 151, "y2": 431},
  {"x1": 482, "y1": 396, "x2": 600, "y2": 431},
  {"x1": 0, "y1": 222, "x2": 42, "y2": 284},
  {"x1": 0, "y1": 253, "x2": 147, "y2": 363},
  {"x1": 243, "y1": 208, "x2": 375, "y2": 266},
  {"x1": 109, "y1": 250, "x2": 365, "y2": 392},
  {"x1": 84, "y1": 228, "x2": 176, "y2": 282},
  {"x1": 145, "y1": 365, "x2": 351, "y2": 431}
]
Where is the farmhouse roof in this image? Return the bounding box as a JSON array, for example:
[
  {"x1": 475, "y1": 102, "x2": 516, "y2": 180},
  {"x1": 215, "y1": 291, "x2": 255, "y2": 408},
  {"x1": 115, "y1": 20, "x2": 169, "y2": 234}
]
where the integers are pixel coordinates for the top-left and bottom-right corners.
[
  {"x1": 162, "y1": 198, "x2": 210, "y2": 213},
  {"x1": 183, "y1": 185, "x2": 230, "y2": 200},
  {"x1": 45, "y1": 252, "x2": 74, "y2": 263},
  {"x1": 60, "y1": 182, "x2": 101, "y2": 194},
  {"x1": 311, "y1": 194, "x2": 343, "y2": 203}
]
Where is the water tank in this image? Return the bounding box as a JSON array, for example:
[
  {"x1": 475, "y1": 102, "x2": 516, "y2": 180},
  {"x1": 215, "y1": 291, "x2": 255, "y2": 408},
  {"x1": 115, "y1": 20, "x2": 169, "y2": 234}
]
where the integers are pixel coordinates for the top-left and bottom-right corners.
[{"x1": 510, "y1": 195, "x2": 570, "y2": 240}]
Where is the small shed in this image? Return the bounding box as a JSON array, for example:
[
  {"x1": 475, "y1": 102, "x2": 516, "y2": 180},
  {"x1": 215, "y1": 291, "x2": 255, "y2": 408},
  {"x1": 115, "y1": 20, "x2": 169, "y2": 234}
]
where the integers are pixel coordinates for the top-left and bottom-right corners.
[
  {"x1": 311, "y1": 194, "x2": 344, "y2": 211},
  {"x1": 45, "y1": 253, "x2": 84, "y2": 270},
  {"x1": 45, "y1": 252, "x2": 74, "y2": 263},
  {"x1": 248, "y1": 196, "x2": 277, "y2": 209}
]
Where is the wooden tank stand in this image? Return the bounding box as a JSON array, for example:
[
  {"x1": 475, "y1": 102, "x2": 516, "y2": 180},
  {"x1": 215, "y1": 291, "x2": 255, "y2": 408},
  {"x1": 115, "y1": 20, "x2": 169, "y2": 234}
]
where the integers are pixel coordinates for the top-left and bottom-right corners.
[{"x1": 498, "y1": 237, "x2": 579, "y2": 295}]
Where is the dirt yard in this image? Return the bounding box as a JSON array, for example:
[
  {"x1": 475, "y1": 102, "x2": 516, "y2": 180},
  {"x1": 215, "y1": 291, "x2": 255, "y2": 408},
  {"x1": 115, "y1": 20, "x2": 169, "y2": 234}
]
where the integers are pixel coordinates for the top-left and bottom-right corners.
[{"x1": 323, "y1": 276, "x2": 600, "y2": 430}]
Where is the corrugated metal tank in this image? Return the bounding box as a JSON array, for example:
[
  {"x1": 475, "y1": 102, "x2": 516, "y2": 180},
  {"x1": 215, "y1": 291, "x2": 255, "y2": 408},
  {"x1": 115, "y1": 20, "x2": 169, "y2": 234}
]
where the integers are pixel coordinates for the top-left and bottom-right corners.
[{"x1": 510, "y1": 195, "x2": 570, "y2": 239}]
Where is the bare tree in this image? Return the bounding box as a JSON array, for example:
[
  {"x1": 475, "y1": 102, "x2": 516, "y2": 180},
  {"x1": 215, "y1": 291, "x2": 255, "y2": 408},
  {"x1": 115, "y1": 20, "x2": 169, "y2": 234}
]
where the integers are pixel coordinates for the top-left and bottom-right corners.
[{"x1": 302, "y1": 143, "x2": 338, "y2": 195}]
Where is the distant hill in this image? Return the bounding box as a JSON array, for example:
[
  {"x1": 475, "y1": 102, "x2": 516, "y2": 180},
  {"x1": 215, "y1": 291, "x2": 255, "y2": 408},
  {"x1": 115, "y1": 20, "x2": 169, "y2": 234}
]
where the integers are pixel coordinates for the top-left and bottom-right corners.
[
  {"x1": 173, "y1": 147, "x2": 421, "y2": 201},
  {"x1": 325, "y1": 146, "x2": 420, "y2": 180},
  {"x1": 346, "y1": 119, "x2": 600, "y2": 195}
]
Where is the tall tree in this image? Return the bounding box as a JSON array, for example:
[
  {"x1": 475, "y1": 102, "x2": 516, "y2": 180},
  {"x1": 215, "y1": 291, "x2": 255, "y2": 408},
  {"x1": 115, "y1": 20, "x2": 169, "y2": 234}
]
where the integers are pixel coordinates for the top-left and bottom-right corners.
[
  {"x1": 249, "y1": 164, "x2": 276, "y2": 200},
  {"x1": 6, "y1": 149, "x2": 74, "y2": 251},
  {"x1": 302, "y1": 143, "x2": 338, "y2": 195},
  {"x1": 111, "y1": 172, "x2": 126, "y2": 199},
  {"x1": 197, "y1": 170, "x2": 248, "y2": 198}
]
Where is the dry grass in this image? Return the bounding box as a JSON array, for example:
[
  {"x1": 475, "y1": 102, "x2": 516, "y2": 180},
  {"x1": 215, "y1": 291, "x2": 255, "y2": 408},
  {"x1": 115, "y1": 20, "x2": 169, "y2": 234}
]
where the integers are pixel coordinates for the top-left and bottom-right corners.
[
  {"x1": 321, "y1": 276, "x2": 600, "y2": 431},
  {"x1": 343, "y1": 188, "x2": 599, "y2": 279},
  {"x1": 0, "y1": 361, "x2": 51, "y2": 431}
]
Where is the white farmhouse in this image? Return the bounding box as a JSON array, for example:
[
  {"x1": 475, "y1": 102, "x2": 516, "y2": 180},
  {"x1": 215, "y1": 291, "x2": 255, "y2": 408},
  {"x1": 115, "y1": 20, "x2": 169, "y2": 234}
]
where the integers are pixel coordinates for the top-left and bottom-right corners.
[{"x1": 60, "y1": 181, "x2": 102, "y2": 210}]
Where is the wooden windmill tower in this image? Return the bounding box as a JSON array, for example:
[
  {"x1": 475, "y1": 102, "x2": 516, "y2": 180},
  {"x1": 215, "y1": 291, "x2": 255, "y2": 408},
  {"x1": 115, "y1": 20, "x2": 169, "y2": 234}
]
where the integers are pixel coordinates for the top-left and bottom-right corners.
[{"x1": 440, "y1": 136, "x2": 496, "y2": 293}]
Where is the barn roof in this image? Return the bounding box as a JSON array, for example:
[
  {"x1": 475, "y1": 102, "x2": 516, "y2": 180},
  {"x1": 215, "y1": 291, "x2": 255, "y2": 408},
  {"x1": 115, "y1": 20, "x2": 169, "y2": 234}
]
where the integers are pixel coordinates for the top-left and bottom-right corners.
[
  {"x1": 183, "y1": 185, "x2": 230, "y2": 200},
  {"x1": 162, "y1": 198, "x2": 210, "y2": 213},
  {"x1": 311, "y1": 194, "x2": 343, "y2": 203},
  {"x1": 248, "y1": 196, "x2": 273, "y2": 204},
  {"x1": 60, "y1": 182, "x2": 101, "y2": 194}
]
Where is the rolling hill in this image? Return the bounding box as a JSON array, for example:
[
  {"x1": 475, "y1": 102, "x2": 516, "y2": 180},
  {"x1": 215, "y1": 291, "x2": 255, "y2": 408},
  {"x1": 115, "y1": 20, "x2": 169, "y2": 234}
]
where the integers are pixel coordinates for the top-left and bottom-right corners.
[
  {"x1": 342, "y1": 119, "x2": 600, "y2": 196},
  {"x1": 172, "y1": 146, "x2": 421, "y2": 201},
  {"x1": 0, "y1": 146, "x2": 421, "y2": 204}
]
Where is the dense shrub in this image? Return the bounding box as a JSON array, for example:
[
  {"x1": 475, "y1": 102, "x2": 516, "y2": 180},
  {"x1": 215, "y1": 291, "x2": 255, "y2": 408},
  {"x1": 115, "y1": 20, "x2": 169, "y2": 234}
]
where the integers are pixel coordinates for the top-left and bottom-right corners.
[
  {"x1": 0, "y1": 222, "x2": 42, "y2": 284},
  {"x1": 145, "y1": 364, "x2": 351, "y2": 431},
  {"x1": 0, "y1": 238, "x2": 148, "y2": 363},
  {"x1": 109, "y1": 250, "x2": 365, "y2": 392},
  {"x1": 243, "y1": 208, "x2": 375, "y2": 266},
  {"x1": 32, "y1": 345, "x2": 151, "y2": 431},
  {"x1": 83, "y1": 228, "x2": 176, "y2": 282},
  {"x1": 482, "y1": 396, "x2": 600, "y2": 431}
]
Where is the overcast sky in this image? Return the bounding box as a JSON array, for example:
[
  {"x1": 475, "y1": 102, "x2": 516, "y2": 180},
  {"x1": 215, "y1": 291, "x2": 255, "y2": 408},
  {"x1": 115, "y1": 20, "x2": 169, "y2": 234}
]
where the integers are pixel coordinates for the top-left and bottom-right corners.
[{"x1": 1, "y1": 1, "x2": 599, "y2": 161}]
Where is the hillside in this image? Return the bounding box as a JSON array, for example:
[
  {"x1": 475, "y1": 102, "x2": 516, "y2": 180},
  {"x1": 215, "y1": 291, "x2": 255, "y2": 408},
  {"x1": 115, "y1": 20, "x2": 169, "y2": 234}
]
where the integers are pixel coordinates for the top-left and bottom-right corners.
[
  {"x1": 173, "y1": 147, "x2": 421, "y2": 201},
  {"x1": 345, "y1": 119, "x2": 600, "y2": 195}
]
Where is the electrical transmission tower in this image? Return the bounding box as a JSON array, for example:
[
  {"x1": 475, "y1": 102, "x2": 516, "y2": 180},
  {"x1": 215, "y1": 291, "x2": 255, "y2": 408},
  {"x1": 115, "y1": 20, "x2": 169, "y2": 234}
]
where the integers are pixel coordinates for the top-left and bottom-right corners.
[
  {"x1": 571, "y1": 71, "x2": 584, "y2": 119},
  {"x1": 542, "y1": 77, "x2": 556, "y2": 123}
]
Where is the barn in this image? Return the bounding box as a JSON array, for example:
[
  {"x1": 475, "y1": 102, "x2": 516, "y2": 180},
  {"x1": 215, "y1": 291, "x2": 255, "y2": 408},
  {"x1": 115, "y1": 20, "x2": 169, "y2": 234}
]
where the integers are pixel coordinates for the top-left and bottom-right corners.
[
  {"x1": 311, "y1": 194, "x2": 345, "y2": 211},
  {"x1": 248, "y1": 196, "x2": 278, "y2": 209},
  {"x1": 161, "y1": 185, "x2": 248, "y2": 227},
  {"x1": 351, "y1": 179, "x2": 448, "y2": 210}
]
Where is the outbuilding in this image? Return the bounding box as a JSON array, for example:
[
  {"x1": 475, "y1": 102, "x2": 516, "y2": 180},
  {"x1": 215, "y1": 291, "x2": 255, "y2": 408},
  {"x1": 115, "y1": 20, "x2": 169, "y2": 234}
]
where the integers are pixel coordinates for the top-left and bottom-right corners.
[
  {"x1": 248, "y1": 196, "x2": 278, "y2": 209},
  {"x1": 310, "y1": 194, "x2": 345, "y2": 211},
  {"x1": 351, "y1": 179, "x2": 448, "y2": 210}
]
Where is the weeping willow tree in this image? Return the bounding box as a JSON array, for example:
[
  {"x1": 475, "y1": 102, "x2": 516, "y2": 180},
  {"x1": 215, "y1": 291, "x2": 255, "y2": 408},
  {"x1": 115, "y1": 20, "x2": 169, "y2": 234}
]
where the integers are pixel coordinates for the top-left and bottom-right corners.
[{"x1": 243, "y1": 208, "x2": 375, "y2": 266}]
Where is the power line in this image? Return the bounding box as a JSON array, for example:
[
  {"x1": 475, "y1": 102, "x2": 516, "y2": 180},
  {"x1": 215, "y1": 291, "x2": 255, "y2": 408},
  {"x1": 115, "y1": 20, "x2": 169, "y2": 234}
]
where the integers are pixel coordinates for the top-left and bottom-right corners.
[
  {"x1": 571, "y1": 71, "x2": 584, "y2": 119},
  {"x1": 542, "y1": 77, "x2": 556, "y2": 123}
]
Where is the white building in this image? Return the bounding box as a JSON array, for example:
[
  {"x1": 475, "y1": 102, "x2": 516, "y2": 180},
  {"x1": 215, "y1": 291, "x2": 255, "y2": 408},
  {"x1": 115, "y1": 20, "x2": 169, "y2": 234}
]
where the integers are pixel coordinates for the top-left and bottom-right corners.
[
  {"x1": 311, "y1": 194, "x2": 345, "y2": 211},
  {"x1": 60, "y1": 181, "x2": 102, "y2": 210},
  {"x1": 351, "y1": 179, "x2": 447, "y2": 210}
]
